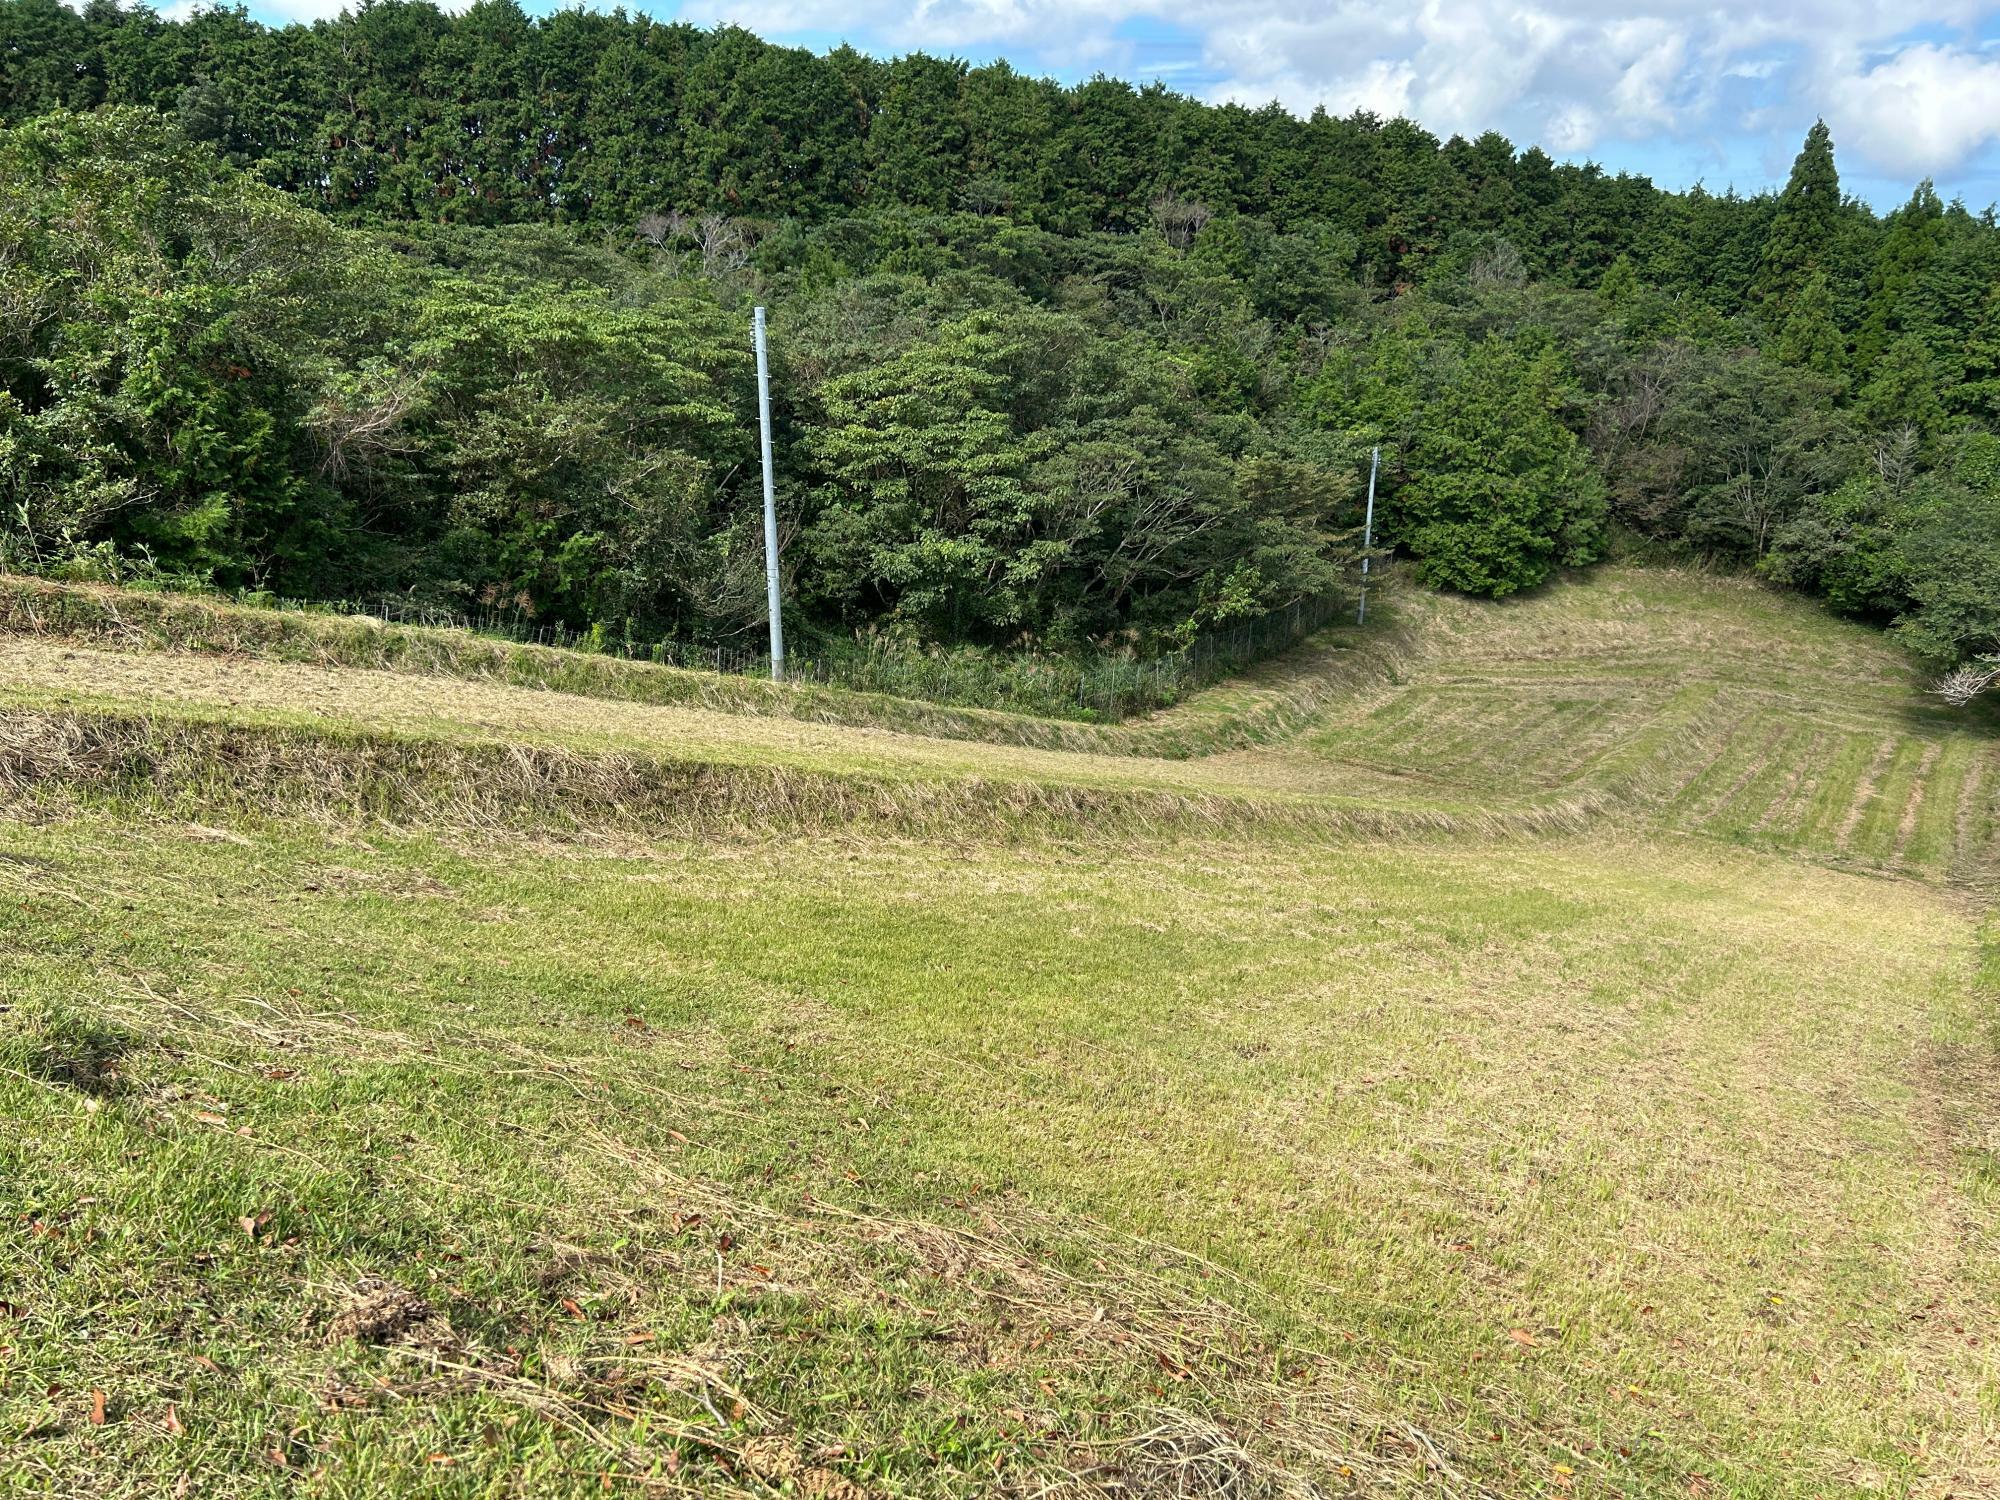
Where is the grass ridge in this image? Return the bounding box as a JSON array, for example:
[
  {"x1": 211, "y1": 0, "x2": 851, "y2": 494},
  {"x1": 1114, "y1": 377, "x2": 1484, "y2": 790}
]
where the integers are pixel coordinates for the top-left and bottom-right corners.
[{"x1": 0, "y1": 704, "x2": 1611, "y2": 846}]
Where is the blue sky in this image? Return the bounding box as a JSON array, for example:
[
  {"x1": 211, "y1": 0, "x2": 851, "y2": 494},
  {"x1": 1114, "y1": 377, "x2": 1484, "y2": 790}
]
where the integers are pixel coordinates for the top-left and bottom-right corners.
[{"x1": 241, "y1": 0, "x2": 2000, "y2": 211}]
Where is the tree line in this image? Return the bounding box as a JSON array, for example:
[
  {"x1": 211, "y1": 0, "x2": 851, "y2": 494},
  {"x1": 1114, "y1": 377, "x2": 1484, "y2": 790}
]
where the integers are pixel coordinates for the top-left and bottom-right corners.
[{"x1": 1, "y1": 1, "x2": 1996, "y2": 684}]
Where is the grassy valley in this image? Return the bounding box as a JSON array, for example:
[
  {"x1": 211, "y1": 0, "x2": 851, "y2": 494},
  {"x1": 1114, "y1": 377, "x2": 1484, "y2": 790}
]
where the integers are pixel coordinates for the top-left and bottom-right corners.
[
  {"x1": 3, "y1": 563, "x2": 1996, "y2": 1497},
  {"x1": 6, "y1": 14, "x2": 2000, "y2": 1497}
]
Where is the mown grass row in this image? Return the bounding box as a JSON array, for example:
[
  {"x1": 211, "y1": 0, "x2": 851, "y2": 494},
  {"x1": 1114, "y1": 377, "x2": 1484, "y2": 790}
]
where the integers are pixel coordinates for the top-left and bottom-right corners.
[
  {"x1": 1286, "y1": 567, "x2": 2000, "y2": 884},
  {"x1": 1310, "y1": 675, "x2": 1998, "y2": 883},
  {"x1": 8, "y1": 564, "x2": 1997, "y2": 883},
  {"x1": 0, "y1": 704, "x2": 1605, "y2": 849},
  {"x1": 0, "y1": 573, "x2": 1414, "y2": 761}
]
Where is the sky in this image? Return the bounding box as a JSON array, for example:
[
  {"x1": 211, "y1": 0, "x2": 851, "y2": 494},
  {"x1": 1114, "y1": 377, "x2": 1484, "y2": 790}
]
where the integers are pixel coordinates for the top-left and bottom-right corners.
[{"x1": 239, "y1": 0, "x2": 2000, "y2": 211}]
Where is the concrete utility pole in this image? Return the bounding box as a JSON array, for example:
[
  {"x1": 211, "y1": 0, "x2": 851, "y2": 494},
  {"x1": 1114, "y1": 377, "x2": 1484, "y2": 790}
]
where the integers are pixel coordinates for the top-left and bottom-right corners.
[
  {"x1": 753, "y1": 306, "x2": 785, "y2": 681},
  {"x1": 1357, "y1": 444, "x2": 1380, "y2": 626}
]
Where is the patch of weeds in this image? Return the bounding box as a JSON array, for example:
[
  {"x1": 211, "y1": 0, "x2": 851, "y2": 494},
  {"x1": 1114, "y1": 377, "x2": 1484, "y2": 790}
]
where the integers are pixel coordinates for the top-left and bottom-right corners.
[{"x1": 1964, "y1": 1147, "x2": 2000, "y2": 1203}]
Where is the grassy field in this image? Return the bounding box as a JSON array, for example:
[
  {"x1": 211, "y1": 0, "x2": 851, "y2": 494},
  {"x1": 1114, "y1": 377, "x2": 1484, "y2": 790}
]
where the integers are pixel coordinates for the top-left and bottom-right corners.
[
  {"x1": 1300, "y1": 569, "x2": 2000, "y2": 881},
  {"x1": 2, "y1": 564, "x2": 1996, "y2": 1497}
]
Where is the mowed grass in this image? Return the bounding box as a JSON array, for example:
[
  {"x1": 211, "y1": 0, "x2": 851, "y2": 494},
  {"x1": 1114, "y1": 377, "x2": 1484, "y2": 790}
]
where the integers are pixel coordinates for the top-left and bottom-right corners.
[
  {"x1": 1298, "y1": 567, "x2": 2000, "y2": 883},
  {"x1": 0, "y1": 572, "x2": 1406, "y2": 760},
  {"x1": 7, "y1": 563, "x2": 1996, "y2": 873},
  {"x1": 2, "y1": 561, "x2": 1998, "y2": 1497},
  {"x1": 4, "y1": 823, "x2": 1997, "y2": 1497}
]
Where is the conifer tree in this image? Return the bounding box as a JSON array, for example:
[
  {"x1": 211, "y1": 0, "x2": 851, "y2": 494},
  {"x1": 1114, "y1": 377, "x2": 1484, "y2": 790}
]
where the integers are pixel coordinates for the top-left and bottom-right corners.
[
  {"x1": 1953, "y1": 284, "x2": 2000, "y2": 421},
  {"x1": 1757, "y1": 121, "x2": 1840, "y2": 310},
  {"x1": 1597, "y1": 253, "x2": 1639, "y2": 307},
  {"x1": 1855, "y1": 181, "x2": 1946, "y2": 372},
  {"x1": 1858, "y1": 334, "x2": 1948, "y2": 435},
  {"x1": 1775, "y1": 269, "x2": 1847, "y2": 380},
  {"x1": 865, "y1": 54, "x2": 967, "y2": 210}
]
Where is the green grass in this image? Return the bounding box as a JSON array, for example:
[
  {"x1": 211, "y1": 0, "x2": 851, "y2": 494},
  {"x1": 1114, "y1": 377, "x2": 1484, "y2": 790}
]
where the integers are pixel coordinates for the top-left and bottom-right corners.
[
  {"x1": 0, "y1": 573, "x2": 1403, "y2": 760},
  {"x1": 2, "y1": 563, "x2": 1997, "y2": 1497},
  {"x1": 1299, "y1": 567, "x2": 2000, "y2": 883}
]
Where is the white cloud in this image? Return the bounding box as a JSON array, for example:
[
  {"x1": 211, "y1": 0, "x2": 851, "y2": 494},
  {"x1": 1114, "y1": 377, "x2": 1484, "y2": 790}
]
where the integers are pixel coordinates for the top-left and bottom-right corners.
[
  {"x1": 683, "y1": 0, "x2": 2000, "y2": 179},
  {"x1": 1607, "y1": 24, "x2": 1687, "y2": 129},
  {"x1": 1544, "y1": 104, "x2": 1598, "y2": 152},
  {"x1": 1330, "y1": 58, "x2": 1419, "y2": 119},
  {"x1": 1210, "y1": 57, "x2": 1415, "y2": 119},
  {"x1": 1821, "y1": 41, "x2": 2000, "y2": 176}
]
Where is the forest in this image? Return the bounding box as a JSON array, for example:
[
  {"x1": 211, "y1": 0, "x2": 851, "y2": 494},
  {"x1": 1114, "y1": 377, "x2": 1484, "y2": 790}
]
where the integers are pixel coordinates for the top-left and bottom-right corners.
[{"x1": 1, "y1": 0, "x2": 1997, "y2": 684}]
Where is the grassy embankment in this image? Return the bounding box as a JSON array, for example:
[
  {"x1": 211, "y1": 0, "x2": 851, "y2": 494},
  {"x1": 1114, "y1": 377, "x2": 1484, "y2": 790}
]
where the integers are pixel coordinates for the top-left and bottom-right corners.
[{"x1": 2, "y1": 563, "x2": 1996, "y2": 1497}]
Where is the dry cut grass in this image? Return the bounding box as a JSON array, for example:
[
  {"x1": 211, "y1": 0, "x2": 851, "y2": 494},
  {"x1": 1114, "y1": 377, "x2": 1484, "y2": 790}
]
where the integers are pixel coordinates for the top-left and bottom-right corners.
[
  {"x1": 2, "y1": 560, "x2": 1997, "y2": 1498},
  {"x1": 2, "y1": 824, "x2": 1995, "y2": 1497},
  {"x1": 12, "y1": 564, "x2": 1994, "y2": 883}
]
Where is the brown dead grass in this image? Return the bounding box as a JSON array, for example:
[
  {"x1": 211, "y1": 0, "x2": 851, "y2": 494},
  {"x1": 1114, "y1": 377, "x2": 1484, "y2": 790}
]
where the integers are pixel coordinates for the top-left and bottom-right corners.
[
  {"x1": 0, "y1": 636, "x2": 1383, "y2": 802},
  {"x1": 324, "y1": 1278, "x2": 457, "y2": 1352},
  {"x1": 0, "y1": 696, "x2": 1617, "y2": 850}
]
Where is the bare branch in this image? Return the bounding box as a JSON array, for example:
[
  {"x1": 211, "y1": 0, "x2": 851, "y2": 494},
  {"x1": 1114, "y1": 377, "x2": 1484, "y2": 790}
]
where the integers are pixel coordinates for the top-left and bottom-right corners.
[
  {"x1": 1933, "y1": 657, "x2": 2000, "y2": 708},
  {"x1": 1148, "y1": 191, "x2": 1212, "y2": 251}
]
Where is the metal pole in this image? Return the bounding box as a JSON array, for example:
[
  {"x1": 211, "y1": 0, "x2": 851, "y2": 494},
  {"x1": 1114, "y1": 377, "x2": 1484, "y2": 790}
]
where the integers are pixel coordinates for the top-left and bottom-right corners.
[
  {"x1": 753, "y1": 305, "x2": 785, "y2": 681},
  {"x1": 1357, "y1": 444, "x2": 1379, "y2": 626}
]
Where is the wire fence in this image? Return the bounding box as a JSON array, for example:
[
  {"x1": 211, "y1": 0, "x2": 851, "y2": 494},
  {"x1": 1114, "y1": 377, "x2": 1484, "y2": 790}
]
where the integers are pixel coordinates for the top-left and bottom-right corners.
[{"x1": 199, "y1": 584, "x2": 1358, "y2": 722}]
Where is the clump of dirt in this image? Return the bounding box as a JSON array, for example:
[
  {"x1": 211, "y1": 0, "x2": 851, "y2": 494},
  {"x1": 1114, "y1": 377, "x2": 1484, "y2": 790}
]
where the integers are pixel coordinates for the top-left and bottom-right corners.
[
  {"x1": 739, "y1": 1436, "x2": 873, "y2": 1499},
  {"x1": 324, "y1": 1277, "x2": 457, "y2": 1352}
]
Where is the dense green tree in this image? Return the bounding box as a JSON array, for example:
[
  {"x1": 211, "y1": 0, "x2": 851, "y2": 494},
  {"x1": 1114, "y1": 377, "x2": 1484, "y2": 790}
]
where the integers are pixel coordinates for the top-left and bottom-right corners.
[
  {"x1": 1955, "y1": 284, "x2": 2000, "y2": 423},
  {"x1": 1607, "y1": 344, "x2": 1852, "y2": 555},
  {"x1": 1770, "y1": 433, "x2": 2000, "y2": 666},
  {"x1": 1306, "y1": 311, "x2": 1605, "y2": 596},
  {"x1": 866, "y1": 55, "x2": 967, "y2": 211},
  {"x1": 4, "y1": 5, "x2": 2000, "y2": 679},
  {"x1": 1855, "y1": 182, "x2": 1947, "y2": 372},
  {"x1": 406, "y1": 276, "x2": 745, "y2": 631},
  {"x1": 1757, "y1": 120, "x2": 1841, "y2": 310},
  {"x1": 954, "y1": 61, "x2": 1064, "y2": 217},
  {"x1": 1762, "y1": 470, "x2": 1905, "y2": 619},
  {"x1": 1858, "y1": 334, "x2": 1949, "y2": 436},
  {"x1": 0, "y1": 0, "x2": 95, "y2": 116},
  {"x1": 799, "y1": 301, "x2": 1350, "y2": 639},
  {"x1": 0, "y1": 0, "x2": 1941, "y2": 346},
  {"x1": 678, "y1": 28, "x2": 862, "y2": 216},
  {"x1": 1060, "y1": 76, "x2": 1156, "y2": 232},
  {"x1": 0, "y1": 109, "x2": 356, "y2": 584},
  {"x1": 1891, "y1": 434, "x2": 2000, "y2": 664},
  {"x1": 566, "y1": 19, "x2": 697, "y2": 225},
  {"x1": 1775, "y1": 269, "x2": 1847, "y2": 380}
]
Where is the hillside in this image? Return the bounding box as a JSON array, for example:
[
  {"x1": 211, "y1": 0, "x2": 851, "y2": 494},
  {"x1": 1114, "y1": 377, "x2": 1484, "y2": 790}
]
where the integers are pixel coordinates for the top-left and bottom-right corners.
[
  {"x1": 6, "y1": 100, "x2": 1999, "y2": 717},
  {"x1": 3, "y1": 564, "x2": 1994, "y2": 879},
  {"x1": 3, "y1": 563, "x2": 1997, "y2": 1497}
]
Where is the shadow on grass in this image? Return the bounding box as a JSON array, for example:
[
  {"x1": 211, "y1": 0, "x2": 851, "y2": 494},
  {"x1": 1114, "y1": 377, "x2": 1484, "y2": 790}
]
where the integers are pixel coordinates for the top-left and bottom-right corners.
[{"x1": 4, "y1": 999, "x2": 138, "y2": 1097}]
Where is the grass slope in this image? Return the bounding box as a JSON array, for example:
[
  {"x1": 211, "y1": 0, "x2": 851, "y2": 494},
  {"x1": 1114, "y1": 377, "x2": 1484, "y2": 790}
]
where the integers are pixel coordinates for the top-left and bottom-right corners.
[
  {"x1": 2, "y1": 564, "x2": 1996, "y2": 1498},
  {"x1": 1300, "y1": 568, "x2": 2000, "y2": 883},
  {"x1": 0, "y1": 574, "x2": 1391, "y2": 759}
]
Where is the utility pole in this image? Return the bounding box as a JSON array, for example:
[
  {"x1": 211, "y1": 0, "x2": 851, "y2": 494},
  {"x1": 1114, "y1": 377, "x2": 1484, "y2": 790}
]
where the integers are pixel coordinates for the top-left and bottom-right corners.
[
  {"x1": 753, "y1": 306, "x2": 785, "y2": 681},
  {"x1": 1356, "y1": 444, "x2": 1380, "y2": 626}
]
